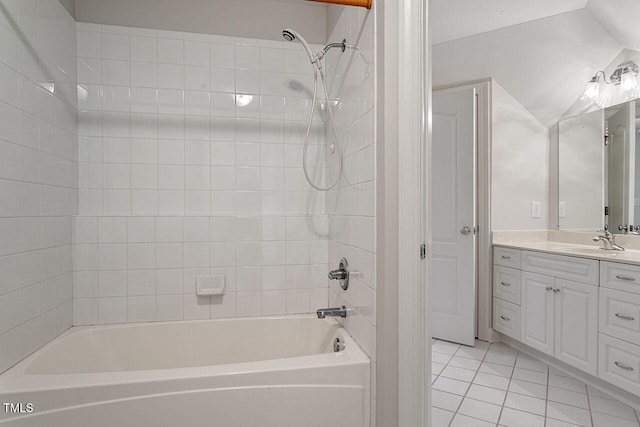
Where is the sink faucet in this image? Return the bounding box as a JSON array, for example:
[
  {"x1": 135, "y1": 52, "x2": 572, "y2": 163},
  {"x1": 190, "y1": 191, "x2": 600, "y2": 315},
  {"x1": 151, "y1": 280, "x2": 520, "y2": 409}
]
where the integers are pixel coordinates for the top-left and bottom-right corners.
[
  {"x1": 316, "y1": 306, "x2": 347, "y2": 319},
  {"x1": 593, "y1": 229, "x2": 625, "y2": 251}
]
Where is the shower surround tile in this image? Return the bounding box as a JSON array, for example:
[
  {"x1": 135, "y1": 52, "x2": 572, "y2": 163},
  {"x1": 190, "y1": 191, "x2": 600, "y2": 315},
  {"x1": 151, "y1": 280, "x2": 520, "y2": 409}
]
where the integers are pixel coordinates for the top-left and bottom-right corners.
[
  {"x1": 325, "y1": 4, "x2": 377, "y2": 372},
  {"x1": 0, "y1": 0, "x2": 77, "y2": 374},
  {"x1": 74, "y1": 23, "x2": 332, "y2": 325}
]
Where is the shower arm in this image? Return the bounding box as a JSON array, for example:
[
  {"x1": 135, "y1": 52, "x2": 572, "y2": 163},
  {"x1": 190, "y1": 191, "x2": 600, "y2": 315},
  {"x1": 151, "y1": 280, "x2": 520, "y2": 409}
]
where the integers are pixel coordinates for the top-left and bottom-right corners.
[
  {"x1": 324, "y1": 40, "x2": 346, "y2": 54},
  {"x1": 315, "y1": 39, "x2": 347, "y2": 62}
]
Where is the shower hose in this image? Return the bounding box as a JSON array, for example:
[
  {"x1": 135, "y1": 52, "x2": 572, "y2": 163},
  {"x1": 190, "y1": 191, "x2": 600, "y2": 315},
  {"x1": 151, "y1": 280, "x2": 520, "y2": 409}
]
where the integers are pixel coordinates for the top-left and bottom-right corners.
[{"x1": 302, "y1": 59, "x2": 344, "y2": 191}]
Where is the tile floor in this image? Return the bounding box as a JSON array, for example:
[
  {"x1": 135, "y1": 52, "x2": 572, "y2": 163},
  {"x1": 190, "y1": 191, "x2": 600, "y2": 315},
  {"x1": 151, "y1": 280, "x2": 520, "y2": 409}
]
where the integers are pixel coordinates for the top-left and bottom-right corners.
[{"x1": 431, "y1": 339, "x2": 640, "y2": 427}]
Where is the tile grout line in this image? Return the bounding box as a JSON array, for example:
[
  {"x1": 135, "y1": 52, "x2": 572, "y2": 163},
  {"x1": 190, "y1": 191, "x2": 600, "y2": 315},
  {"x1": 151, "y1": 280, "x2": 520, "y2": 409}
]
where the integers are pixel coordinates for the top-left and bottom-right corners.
[
  {"x1": 493, "y1": 346, "x2": 511, "y2": 427},
  {"x1": 435, "y1": 340, "x2": 640, "y2": 427},
  {"x1": 544, "y1": 361, "x2": 549, "y2": 426},
  {"x1": 585, "y1": 381, "x2": 595, "y2": 427},
  {"x1": 440, "y1": 341, "x2": 496, "y2": 426},
  {"x1": 452, "y1": 342, "x2": 486, "y2": 424}
]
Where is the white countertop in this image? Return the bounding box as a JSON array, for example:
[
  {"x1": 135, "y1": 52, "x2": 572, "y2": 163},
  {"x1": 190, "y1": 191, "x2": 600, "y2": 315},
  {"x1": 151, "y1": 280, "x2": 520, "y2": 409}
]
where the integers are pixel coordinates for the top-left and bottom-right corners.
[{"x1": 494, "y1": 241, "x2": 640, "y2": 266}]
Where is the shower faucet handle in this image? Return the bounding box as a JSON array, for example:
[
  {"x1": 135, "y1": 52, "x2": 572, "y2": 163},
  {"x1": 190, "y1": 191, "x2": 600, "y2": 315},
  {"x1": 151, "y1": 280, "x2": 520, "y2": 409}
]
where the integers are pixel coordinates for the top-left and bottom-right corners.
[
  {"x1": 328, "y1": 269, "x2": 347, "y2": 280},
  {"x1": 328, "y1": 258, "x2": 350, "y2": 291}
]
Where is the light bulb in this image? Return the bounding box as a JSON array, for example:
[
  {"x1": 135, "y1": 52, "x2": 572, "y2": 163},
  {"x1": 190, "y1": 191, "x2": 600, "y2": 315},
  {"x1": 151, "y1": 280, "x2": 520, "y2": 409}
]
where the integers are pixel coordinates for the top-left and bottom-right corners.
[
  {"x1": 582, "y1": 80, "x2": 599, "y2": 101},
  {"x1": 620, "y1": 70, "x2": 638, "y2": 92},
  {"x1": 596, "y1": 83, "x2": 613, "y2": 108}
]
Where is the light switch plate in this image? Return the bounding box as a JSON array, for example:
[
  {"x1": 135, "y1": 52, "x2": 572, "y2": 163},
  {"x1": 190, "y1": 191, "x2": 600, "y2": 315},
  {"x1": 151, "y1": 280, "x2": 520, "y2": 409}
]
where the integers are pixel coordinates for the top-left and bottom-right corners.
[{"x1": 531, "y1": 201, "x2": 542, "y2": 218}]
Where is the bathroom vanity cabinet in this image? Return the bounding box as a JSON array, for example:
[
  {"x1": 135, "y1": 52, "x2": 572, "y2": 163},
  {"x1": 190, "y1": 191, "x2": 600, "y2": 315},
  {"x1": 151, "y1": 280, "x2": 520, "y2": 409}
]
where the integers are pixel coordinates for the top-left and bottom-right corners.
[
  {"x1": 493, "y1": 246, "x2": 640, "y2": 396},
  {"x1": 493, "y1": 248, "x2": 598, "y2": 375},
  {"x1": 599, "y1": 261, "x2": 640, "y2": 396}
]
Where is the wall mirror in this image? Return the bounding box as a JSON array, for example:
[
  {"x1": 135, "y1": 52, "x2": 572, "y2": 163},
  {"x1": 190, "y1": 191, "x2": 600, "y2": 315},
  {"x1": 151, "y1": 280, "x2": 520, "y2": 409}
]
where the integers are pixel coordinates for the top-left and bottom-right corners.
[{"x1": 559, "y1": 100, "x2": 640, "y2": 234}]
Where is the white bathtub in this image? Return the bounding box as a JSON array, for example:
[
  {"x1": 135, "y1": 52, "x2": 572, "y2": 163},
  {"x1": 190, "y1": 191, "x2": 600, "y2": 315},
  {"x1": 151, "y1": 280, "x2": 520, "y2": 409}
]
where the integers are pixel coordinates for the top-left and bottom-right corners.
[{"x1": 0, "y1": 316, "x2": 370, "y2": 427}]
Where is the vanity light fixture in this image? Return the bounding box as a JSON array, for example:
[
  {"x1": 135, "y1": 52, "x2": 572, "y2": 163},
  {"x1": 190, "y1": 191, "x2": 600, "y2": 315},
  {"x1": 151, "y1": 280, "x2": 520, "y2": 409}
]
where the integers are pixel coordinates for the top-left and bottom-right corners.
[
  {"x1": 583, "y1": 61, "x2": 640, "y2": 104},
  {"x1": 611, "y1": 61, "x2": 639, "y2": 91},
  {"x1": 583, "y1": 71, "x2": 607, "y2": 101}
]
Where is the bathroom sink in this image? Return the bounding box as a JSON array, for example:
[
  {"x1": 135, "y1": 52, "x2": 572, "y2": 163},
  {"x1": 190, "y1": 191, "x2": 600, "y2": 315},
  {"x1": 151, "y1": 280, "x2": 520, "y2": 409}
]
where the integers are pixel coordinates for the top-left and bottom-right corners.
[{"x1": 549, "y1": 246, "x2": 612, "y2": 256}]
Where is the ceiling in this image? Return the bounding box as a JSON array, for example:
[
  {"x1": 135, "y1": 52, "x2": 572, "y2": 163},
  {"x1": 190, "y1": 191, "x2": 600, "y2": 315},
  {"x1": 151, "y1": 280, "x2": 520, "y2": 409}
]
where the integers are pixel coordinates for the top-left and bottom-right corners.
[
  {"x1": 431, "y1": 0, "x2": 640, "y2": 127},
  {"x1": 431, "y1": 0, "x2": 640, "y2": 48},
  {"x1": 587, "y1": 0, "x2": 640, "y2": 51},
  {"x1": 430, "y1": 0, "x2": 588, "y2": 45}
]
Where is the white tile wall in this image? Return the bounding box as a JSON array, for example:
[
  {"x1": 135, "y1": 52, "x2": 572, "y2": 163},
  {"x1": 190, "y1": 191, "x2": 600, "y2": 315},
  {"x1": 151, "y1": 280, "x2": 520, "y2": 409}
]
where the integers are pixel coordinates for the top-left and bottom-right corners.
[
  {"x1": 0, "y1": 0, "x2": 77, "y2": 374},
  {"x1": 75, "y1": 23, "x2": 331, "y2": 325},
  {"x1": 324, "y1": 6, "x2": 376, "y2": 424}
]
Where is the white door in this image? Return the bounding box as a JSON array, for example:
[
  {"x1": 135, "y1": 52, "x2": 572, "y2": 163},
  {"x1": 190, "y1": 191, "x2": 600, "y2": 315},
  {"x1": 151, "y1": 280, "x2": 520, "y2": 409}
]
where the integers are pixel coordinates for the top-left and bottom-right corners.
[
  {"x1": 431, "y1": 87, "x2": 477, "y2": 346},
  {"x1": 554, "y1": 279, "x2": 598, "y2": 375},
  {"x1": 521, "y1": 272, "x2": 555, "y2": 356}
]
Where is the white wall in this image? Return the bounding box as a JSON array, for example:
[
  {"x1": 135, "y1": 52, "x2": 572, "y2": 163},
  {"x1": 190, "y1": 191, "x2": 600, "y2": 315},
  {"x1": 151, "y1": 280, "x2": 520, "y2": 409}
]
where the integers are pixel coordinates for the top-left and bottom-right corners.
[
  {"x1": 491, "y1": 81, "x2": 550, "y2": 230},
  {"x1": 58, "y1": 0, "x2": 75, "y2": 18},
  {"x1": 75, "y1": 0, "x2": 327, "y2": 44},
  {"x1": 433, "y1": 9, "x2": 620, "y2": 128},
  {"x1": 587, "y1": 0, "x2": 640, "y2": 52},
  {"x1": 73, "y1": 23, "x2": 330, "y2": 325},
  {"x1": 558, "y1": 110, "x2": 605, "y2": 230},
  {"x1": 0, "y1": 0, "x2": 77, "y2": 374},
  {"x1": 325, "y1": 4, "x2": 376, "y2": 425},
  {"x1": 431, "y1": 0, "x2": 587, "y2": 44}
]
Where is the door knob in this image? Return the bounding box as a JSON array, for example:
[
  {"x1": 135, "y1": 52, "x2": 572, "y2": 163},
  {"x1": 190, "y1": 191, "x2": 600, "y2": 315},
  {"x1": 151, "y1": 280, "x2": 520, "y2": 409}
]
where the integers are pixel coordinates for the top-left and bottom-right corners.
[{"x1": 460, "y1": 226, "x2": 472, "y2": 235}]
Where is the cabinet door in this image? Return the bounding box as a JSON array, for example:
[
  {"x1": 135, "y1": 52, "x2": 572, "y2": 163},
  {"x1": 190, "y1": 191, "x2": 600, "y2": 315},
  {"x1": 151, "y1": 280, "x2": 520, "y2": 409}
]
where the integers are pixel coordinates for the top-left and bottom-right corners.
[
  {"x1": 554, "y1": 279, "x2": 598, "y2": 375},
  {"x1": 521, "y1": 272, "x2": 555, "y2": 356}
]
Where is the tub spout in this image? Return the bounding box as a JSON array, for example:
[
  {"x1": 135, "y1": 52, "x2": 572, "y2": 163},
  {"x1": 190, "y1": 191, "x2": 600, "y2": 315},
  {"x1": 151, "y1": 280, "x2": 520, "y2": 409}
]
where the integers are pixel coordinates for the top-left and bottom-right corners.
[{"x1": 316, "y1": 306, "x2": 347, "y2": 319}]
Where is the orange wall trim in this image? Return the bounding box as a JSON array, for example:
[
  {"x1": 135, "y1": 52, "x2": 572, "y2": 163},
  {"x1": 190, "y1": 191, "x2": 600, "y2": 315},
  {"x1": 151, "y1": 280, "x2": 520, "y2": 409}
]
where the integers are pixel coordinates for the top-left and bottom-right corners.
[{"x1": 308, "y1": 0, "x2": 372, "y2": 9}]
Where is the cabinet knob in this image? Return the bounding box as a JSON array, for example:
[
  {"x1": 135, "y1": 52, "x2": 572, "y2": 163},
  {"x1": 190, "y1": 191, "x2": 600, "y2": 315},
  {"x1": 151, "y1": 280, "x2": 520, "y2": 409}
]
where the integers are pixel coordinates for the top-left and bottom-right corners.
[
  {"x1": 500, "y1": 315, "x2": 510, "y2": 321},
  {"x1": 615, "y1": 313, "x2": 635, "y2": 321},
  {"x1": 500, "y1": 281, "x2": 511, "y2": 287},
  {"x1": 546, "y1": 286, "x2": 553, "y2": 291},
  {"x1": 500, "y1": 255, "x2": 511, "y2": 260},
  {"x1": 615, "y1": 275, "x2": 636, "y2": 282},
  {"x1": 553, "y1": 288, "x2": 560, "y2": 293}
]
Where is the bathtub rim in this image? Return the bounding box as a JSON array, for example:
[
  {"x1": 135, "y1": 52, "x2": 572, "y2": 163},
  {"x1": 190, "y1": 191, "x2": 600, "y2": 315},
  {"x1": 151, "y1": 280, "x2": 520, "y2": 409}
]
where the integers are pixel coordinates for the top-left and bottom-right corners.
[{"x1": 0, "y1": 315, "x2": 369, "y2": 394}]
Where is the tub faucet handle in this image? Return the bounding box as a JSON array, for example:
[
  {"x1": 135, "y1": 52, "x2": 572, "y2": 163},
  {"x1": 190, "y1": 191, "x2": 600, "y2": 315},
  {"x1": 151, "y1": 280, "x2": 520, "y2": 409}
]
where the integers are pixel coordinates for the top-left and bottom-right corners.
[
  {"x1": 328, "y1": 258, "x2": 350, "y2": 290},
  {"x1": 328, "y1": 269, "x2": 347, "y2": 280}
]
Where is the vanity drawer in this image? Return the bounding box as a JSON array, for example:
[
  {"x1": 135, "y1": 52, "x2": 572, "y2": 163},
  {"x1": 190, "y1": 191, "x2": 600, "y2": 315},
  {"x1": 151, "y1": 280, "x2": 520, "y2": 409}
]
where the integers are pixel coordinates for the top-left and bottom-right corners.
[
  {"x1": 599, "y1": 334, "x2": 640, "y2": 396},
  {"x1": 522, "y1": 251, "x2": 599, "y2": 286},
  {"x1": 600, "y1": 288, "x2": 640, "y2": 346},
  {"x1": 493, "y1": 266, "x2": 521, "y2": 305},
  {"x1": 493, "y1": 298, "x2": 521, "y2": 340},
  {"x1": 494, "y1": 247, "x2": 521, "y2": 269},
  {"x1": 601, "y1": 262, "x2": 640, "y2": 294}
]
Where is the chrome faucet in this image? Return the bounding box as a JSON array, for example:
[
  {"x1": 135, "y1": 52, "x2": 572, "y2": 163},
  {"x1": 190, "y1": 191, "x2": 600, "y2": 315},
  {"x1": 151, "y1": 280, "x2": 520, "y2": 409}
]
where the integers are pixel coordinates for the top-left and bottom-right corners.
[
  {"x1": 316, "y1": 306, "x2": 347, "y2": 319},
  {"x1": 328, "y1": 258, "x2": 350, "y2": 290},
  {"x1": 593, "y1": 229, "x2": 624, "y2": 251},
  {"x1": 328, "y1": 268, "x2": 347, "y2": 281}
]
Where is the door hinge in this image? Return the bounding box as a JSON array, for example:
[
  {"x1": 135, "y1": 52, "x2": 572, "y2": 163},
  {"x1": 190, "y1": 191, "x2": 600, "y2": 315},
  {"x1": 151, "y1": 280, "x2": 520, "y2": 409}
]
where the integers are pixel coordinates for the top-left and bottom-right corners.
[{"x1": 420, "y1": 243, "x2": 426, "y2": 259}]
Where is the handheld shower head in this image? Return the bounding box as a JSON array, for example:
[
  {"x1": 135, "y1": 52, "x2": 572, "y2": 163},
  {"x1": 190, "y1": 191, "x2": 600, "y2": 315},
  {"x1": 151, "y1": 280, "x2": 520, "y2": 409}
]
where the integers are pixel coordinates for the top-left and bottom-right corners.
[
  {"x1": 282, "y1": 28, "x2": 316, "y2": 63},
  {"x1": 282, "y1": 29, "x2": 295, "y2": 42}
]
